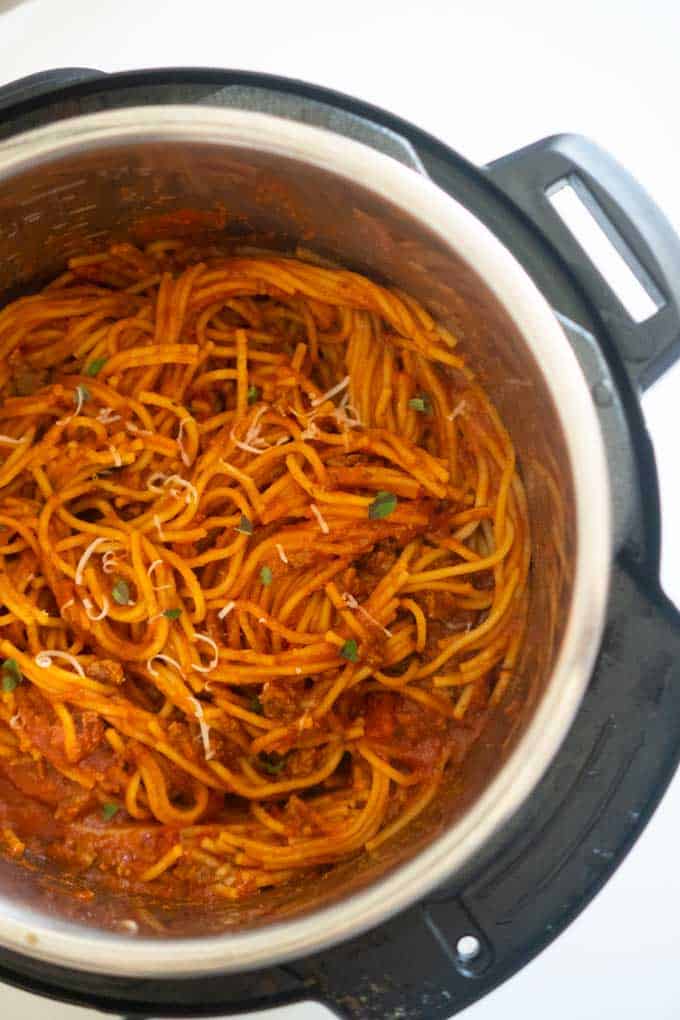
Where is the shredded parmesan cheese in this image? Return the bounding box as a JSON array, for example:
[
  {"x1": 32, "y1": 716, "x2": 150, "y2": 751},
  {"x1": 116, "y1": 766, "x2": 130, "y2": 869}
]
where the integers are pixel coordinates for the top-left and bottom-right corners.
[
  {"x1": 35, "y1": 650, "x2": 85, "y2": 677},
  {"x1": 147, "y1": 472, "x2": 170, "y2": 492},
  {"x1": 109, "y1": 445, "x2": 122, "y2": 468},
  {"x1": 231, "y1": 437, "x2": 267, "y2": 456},
  {"x1": 229, "y1": 405, "x2": 270, "y2": 456},
  {"x1": 147, "y1": 654, "x2": 184, "y2": 678},
  {"x1": 126, "y1": 422, "x2": 151, "y2": 436},
  {"x1": 311, "y1": 375, "x2": 350, "y2": 407},
  {"x1": 97, "y1": 407, "x2": 121, "y2": 425},
  {"x1": 149, "y1": 473, "x2": 197, "y2": 505},
  {"x1": 333, "y1": 392, "x2": 362, "y2": 429},
  {"x1": 168, "y1": 475, "x2": 198, "y2": 505},
  {"x1": 0, "y1": 434, "x2": 27, "y2": 446},
  {"x1": 192, "y1": 633, "x2": 219, "y2": 673},
  {"x1": 61, "y1": 598, "x2": 75, "y2": 613},
  {"x1": 72, "y1": 386, "x2": 86, "y2": 419},
  {"x1": 218, "y1": 601, "x2": 235, "y2": 620},
  {"x1": 275, "y1": 543, "x2": 289, "y2": 564},
  {"x1": 102, "y1": 550, "x2": 118, "y2": 574},
  {"x1": 310, "y1": 503, "x2": 330, "y2": 534},
  {"x1": 245, "y1": 405, "x2": 268, "y2": 443},
  {"x1": 75, "y1": 536, "x2": 113, "y2": 586},
  {"x1": 189, "y1": 696, "x2": 214, "y2": 761},
  {"x1": 447, "y1": 400, "x2": 466, "y2": 421},
  {"x1": 297, "y1": 710, "x2": 312, "y2": 731},
  {"x1": 83, "y1": 596, "x2": 109, "y2": 622},
  {"x1": 153, "y1": 515, "x2": 165, "y2": 541},
  {"x1": 342, "y1": 591, "x2": 392, "y2": 636},
  {"x1": 147, "y1": 558, "x2": 173, "y2": 591},
  {"x1": 177, "y1": 418, "x2": 192, "y2": 467}
]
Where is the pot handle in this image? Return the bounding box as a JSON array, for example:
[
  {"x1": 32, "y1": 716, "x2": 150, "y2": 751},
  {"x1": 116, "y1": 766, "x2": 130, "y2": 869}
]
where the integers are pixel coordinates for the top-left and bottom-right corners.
[
  {"x1": 0, "y1": 68, "x2": 106, "y2": 113},
  {"x1": 485, "y1": 134, "x2": 680, "y2": 391}
]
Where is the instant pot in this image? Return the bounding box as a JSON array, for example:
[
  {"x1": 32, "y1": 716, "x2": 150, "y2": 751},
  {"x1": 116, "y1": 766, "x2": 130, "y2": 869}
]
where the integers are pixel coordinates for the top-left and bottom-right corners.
[{"x1": 0, "y1": 67, "x2": 678, "y2": 1019}]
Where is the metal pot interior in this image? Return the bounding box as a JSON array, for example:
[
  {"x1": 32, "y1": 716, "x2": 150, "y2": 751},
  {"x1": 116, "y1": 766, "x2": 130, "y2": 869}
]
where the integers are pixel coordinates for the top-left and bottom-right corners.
[{"x1": 0, "y1": 113, "x2": 581, "y2": 951}]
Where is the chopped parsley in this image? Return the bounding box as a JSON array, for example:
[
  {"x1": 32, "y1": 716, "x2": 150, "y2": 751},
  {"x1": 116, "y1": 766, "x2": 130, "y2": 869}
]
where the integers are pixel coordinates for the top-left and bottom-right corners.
[
  {"x1": 1, "y1": 658, "x2": 22, "y2": 692},
  {"x1": 260, "y1": 565, "x2": 273, "y2": 587},
  {"x1": 249, "y1": 695, "x2": 264, "y2": 716},
  {"x1": 235, "y1": 514, "x2": 253, "y2": 535},
  {"x1": 408, "y1": 393, "x2": 432, "y2": 413},
  {"x1": 85, "y1": 358, "x2": 107, "y2": 377},
  {"x1": 101, "y1": 802, "x2": 119, "y2": 821},
  {"x1": 368, "y1": 491, "x2": 397, "y2": 520},
  {"x1": 340, "y1": 639, "x2": 358, "y2": 662},
  {"x1": 163, "y1": 608, "x2": 182, "y2": 620},
  {"x1": 247, "y1": 385, "x2": 261, "y2": 404},
  {"x1": 111, "y1": 578, "x2": 131, "y2": 605},
  {"x1": 258, "y1": 751, "x2": 288, "y2": 775}
]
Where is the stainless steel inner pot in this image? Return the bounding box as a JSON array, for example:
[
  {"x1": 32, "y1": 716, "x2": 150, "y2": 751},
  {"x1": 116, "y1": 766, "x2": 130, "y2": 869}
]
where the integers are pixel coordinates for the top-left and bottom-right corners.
[{"x1": 0, "y1": 107, "x2": 610, "y2": 977}]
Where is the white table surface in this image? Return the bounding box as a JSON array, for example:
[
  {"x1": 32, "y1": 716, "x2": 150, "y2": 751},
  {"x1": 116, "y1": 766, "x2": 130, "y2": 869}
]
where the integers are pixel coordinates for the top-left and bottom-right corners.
[{"x1": 0, "y1": 1, "x2": 678, "y2": 1017}]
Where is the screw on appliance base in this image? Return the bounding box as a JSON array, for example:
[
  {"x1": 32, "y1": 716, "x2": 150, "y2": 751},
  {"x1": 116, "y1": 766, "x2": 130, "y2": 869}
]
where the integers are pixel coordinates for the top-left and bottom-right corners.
[{"x1": 423, "y1": 898, "x2": 494, "y2": 979}]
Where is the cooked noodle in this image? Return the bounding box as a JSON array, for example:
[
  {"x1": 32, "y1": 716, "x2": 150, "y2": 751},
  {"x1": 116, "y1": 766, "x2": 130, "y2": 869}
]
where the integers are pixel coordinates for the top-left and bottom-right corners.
[{"x1": 0, "y1": 241, "x2": 530, "y2": 902}]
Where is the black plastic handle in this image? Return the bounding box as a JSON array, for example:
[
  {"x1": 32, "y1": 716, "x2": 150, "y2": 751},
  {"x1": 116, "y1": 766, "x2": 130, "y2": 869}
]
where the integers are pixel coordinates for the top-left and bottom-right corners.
[
  {"x1": 0, "y1": 68, "x2": 105, "y2": 113},
  {"x1": 486, "y1": 134, "x2": 680, "y2": 391}
]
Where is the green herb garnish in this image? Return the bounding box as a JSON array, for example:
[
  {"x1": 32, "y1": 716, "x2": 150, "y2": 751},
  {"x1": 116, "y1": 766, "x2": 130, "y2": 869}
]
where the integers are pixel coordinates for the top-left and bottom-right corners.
[
  {"x1": 368, "y1": 491, "x2": 397, "y2": 520},
  {"x1": 258, "y1": 752, "x2": 287, "y2": 775},
  {"x1": 249, "y1": 695, "x2": 264, "y2": 716},
  {"x1": 1, "y1": 658, "x2": 22, "y2": 692},
  {"x1": 111, "y1": 578, "x2": 131, "y2": 605},
  {"x1": 235, "y1": 514, "x2": 253, "y2": 535},
  {"x1": 164, "y1": 608, "x2": 182, "y2": 620},
  {"x1": 247, "y1": 385, "x2": 260, "y2": 404},
  {"x1": 85, "y1": 358, "x2": 107, "y2": 377},
  {"x1": 408, "y1": 393, "x2": 432, "y2": 413},
  {"x1": 74, "y1": 384, "x2": 90, "y2": 405},
  {"x1": 260, "y1": 565, "x2": 273, "y2": 586},
  {"x1": 101, "y1": 802, "x2": 119, "y2": 821},
  {"x1": 340, "y1": 639, "x2": 358, "y2": 662}
]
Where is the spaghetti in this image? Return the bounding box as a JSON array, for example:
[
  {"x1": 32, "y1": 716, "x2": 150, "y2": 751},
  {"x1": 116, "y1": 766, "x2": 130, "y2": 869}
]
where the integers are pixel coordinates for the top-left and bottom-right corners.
[{"x1": 0, "y1": 240, "x2": 530, "y2": 903}]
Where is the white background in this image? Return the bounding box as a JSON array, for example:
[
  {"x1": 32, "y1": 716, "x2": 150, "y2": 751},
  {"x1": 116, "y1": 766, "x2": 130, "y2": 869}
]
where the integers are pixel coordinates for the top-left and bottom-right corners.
[{"x1": 0, "y1": 1, "x2": 678, "y2": 1017}]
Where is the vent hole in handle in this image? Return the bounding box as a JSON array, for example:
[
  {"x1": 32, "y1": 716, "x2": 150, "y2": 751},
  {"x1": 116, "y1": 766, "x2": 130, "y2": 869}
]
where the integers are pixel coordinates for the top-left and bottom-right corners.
[{"x1": 547, "y1": 176, "x2": 663, "y2": 323}]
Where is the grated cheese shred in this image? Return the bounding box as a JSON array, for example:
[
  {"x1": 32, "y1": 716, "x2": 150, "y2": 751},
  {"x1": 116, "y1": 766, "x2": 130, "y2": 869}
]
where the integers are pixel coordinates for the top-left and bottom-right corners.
[
  {"x1": 310, "y1": 503, "x2": 330, "y2": 534},
  {"x1": 189, "y1": 696, "x2": 214, "y2": 761},
  {"x1": 447, "y1": 399, "x2": 466, "y2": 421},
  {"x1": 311, "y1": 375, "x2": 350, "y2": 407},
  {"x1": 218, "y1": 601, "x2": 235, "y2": 620},
  {"x1": 35, "y1": 650, "x2": 86, "y2": 677},
  {"x1": 83, "y1": 596, "x2": 109, "y2": 622},
  {"x1": 275, "y1": 543, "x2": 289, "y2": 564},
  {"x1": 342, "y1": 591, "x2": 392, "y2": 636},
  {"x1": 147, "y1": 653, "x2": 184, "y2": 678},
  {"x1": 75, "y1": 536, "x2": 112, "y2": 586},
  {"x1": 192, "y1": 633, "x2": 219, "y2": 673},
  {"x1": 177, "y1": 418, "x2": 192, "y2": 467}
]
